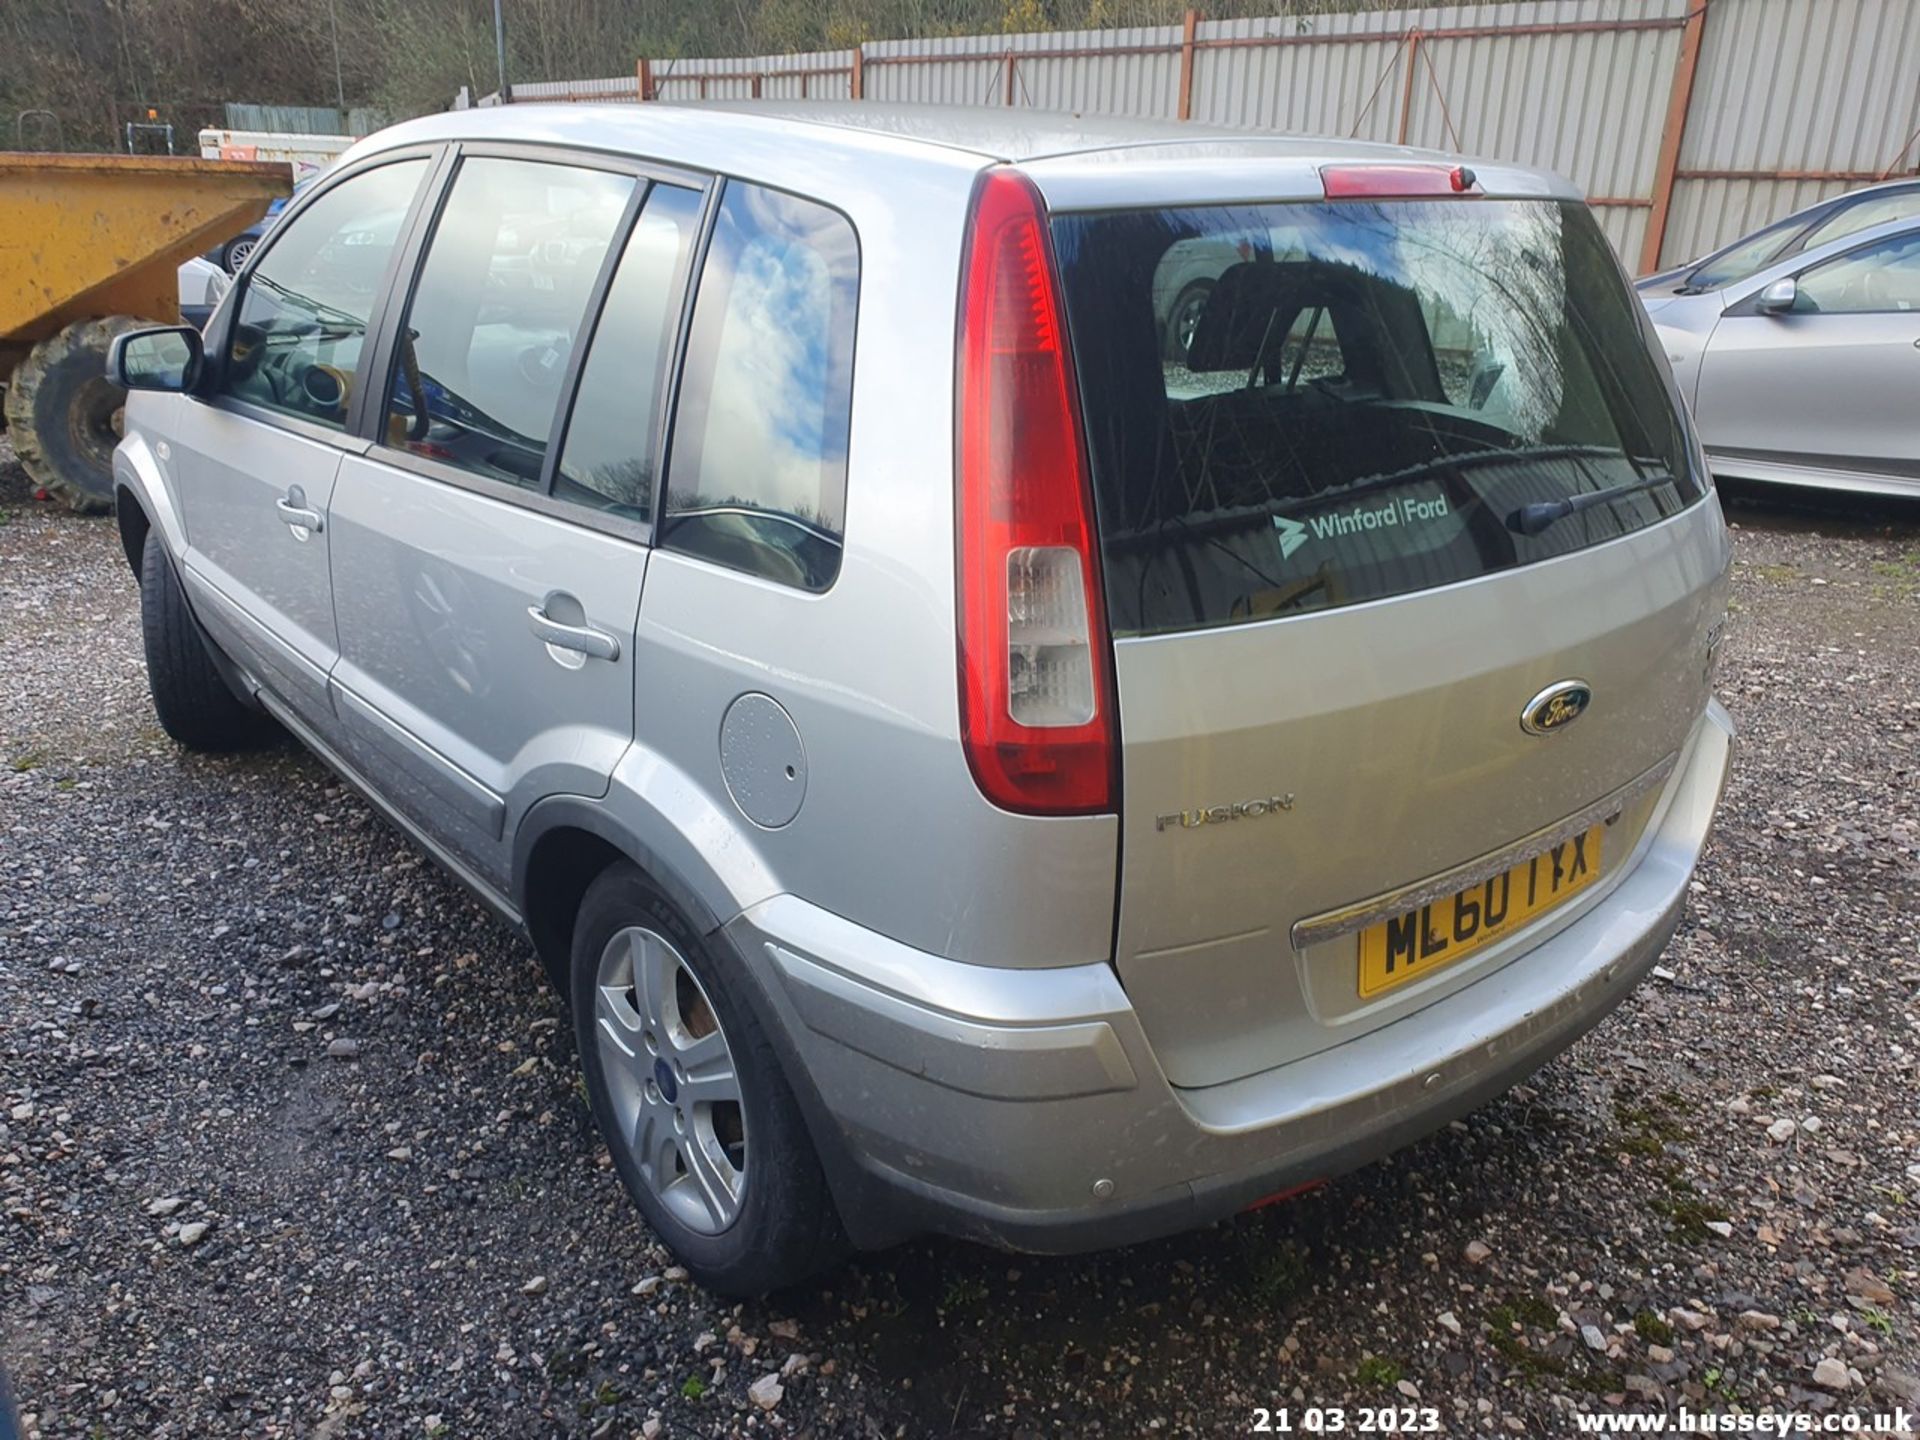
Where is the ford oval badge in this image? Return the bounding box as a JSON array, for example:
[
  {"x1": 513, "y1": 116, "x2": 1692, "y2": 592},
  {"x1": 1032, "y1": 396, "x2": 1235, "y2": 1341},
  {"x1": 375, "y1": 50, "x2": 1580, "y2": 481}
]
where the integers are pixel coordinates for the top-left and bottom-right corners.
[{"x1": 1521, "y1": 680, "x2": 1592, "y2": 736}]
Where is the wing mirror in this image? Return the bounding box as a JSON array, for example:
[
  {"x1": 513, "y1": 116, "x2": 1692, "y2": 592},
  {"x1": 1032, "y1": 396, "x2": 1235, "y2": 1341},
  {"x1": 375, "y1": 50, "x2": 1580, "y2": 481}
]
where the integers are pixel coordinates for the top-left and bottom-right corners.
[
  {"x1": 107, "y1": 326, "x2": 204, "y2": 392},
  {"x1": 1756, "y1": 276, "x2": 1799, "y2": 315}
]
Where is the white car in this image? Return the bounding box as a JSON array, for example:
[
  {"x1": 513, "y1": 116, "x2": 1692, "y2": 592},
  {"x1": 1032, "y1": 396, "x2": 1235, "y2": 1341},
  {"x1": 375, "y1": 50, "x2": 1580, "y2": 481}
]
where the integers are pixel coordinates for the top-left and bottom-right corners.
[{"x1": 177, "y1": 257, "x2": 231, "y2": 329}]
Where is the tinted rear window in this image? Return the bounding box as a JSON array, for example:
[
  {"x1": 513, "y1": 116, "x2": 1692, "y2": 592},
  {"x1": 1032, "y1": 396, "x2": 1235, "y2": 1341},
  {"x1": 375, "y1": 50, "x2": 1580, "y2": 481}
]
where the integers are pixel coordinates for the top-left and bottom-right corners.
[{"x1": 1052, "y1": 198, "x2": 1705, "y2": 637}]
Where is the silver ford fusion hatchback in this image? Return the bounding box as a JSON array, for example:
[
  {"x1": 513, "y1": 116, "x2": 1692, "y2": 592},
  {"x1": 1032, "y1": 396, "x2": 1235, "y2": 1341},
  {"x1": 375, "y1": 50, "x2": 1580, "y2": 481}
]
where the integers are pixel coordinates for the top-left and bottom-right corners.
[{"x1": 109, "y1": 102, "x2": 1734, "y2": 1295}]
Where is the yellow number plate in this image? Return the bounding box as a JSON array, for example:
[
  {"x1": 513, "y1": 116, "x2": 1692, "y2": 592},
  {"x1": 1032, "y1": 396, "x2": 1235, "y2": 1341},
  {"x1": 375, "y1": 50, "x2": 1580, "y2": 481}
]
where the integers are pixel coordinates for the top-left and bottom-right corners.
[{"x1": 1357, "y1": 825, "x2": 1604, "y2": 999}]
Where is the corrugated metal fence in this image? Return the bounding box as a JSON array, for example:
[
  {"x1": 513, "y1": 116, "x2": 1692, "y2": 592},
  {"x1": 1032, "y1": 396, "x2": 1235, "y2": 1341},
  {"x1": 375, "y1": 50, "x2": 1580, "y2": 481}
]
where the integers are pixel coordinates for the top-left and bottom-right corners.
[{"x1": 495, "y1": 0, "x2": 1920, "y2": 272}]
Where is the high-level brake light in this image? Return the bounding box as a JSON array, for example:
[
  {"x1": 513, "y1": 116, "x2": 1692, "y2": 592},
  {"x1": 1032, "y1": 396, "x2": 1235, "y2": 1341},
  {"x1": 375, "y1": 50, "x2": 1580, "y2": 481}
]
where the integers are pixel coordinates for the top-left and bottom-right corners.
[{"x1": 1320, "y1": 163, "x2": 1482, "y2": 199}]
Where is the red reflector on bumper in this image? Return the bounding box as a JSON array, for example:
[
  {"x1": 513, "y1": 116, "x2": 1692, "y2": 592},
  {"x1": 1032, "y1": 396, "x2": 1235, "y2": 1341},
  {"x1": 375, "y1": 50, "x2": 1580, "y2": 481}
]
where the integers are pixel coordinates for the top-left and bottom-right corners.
[{"x1": 1242, "y1": 1180, "x2": 1326, "y2": 1213}]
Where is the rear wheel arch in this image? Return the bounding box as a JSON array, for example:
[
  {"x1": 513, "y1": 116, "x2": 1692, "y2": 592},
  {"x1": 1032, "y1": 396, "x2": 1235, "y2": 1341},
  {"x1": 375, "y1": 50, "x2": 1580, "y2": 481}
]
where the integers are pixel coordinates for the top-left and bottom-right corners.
[
  {"x1": 512, "y1": 803, "x2": 897, "y2": 1249},
  {"x1": 514, "y1": 802, "x2": 725, "y2": 999}
]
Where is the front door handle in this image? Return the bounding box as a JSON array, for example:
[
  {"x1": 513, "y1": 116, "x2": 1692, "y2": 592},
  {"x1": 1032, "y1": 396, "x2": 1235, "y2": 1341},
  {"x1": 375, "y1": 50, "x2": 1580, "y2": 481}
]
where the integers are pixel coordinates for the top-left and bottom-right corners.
[
  {"x1": 527, "y1": 600, "x2": 621, "y2": 662},
  {"x1": 275, "y1": 485, "x2": 324, "y2": 535}
]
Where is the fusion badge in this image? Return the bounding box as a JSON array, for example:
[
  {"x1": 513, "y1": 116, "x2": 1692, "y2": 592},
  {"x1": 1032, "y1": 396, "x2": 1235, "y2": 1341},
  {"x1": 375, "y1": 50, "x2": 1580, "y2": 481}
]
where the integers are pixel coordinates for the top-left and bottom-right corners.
[{"x1": 1155, "y1": 794, "x2": 1295, "y2": 832}]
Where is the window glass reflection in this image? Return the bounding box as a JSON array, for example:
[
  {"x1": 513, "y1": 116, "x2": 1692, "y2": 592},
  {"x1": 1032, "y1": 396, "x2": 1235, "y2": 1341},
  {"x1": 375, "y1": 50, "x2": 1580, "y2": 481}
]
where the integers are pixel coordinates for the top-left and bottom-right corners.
[
  {"x1": 664, "y1": 182, "x2": 858, "y2": 591},
  {"x1": 1795, "y1": 232, "x2": 1920, "y2": 313},
  {"x1": 1054, "y1": 198, "x2": 1702, "y2": 636},
  {"x1": 1800, "y1": 191, "x2": 1920, "y2": 252},
  {"x1": 552, "y1": 183, "x2": 702, "y2": 523},
  {"x1": 385, "y1": 157, "x2": 634, "y2": 488},
  {"x1": 220, "y1": 158, "x2": 427, "y2": 429}
]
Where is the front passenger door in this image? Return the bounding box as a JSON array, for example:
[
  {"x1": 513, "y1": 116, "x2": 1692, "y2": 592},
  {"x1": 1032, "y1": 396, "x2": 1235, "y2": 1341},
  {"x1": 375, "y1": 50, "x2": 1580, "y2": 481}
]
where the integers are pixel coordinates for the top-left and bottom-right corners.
[
  {"x1": 326, "y1": 153, "x2": 705, "y2": 889},
  {"x1": 170, "y1": 155, "x2": 434, "y2": 727},
  {"x1": 1697, "y1": 229, "x2": 1920, "y2": 483}
]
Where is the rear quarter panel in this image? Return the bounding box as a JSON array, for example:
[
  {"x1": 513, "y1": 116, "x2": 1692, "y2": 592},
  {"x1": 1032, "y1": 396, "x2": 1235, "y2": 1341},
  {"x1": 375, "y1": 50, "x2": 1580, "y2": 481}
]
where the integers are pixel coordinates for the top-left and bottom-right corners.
[{"x1": 620, "y1": 143, "x2": 1121, "y2": 968}]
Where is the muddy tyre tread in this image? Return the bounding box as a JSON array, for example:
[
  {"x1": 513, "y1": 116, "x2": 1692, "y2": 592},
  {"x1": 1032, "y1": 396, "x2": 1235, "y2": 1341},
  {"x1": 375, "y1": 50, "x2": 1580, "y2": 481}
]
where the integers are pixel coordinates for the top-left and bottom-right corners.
[{"x1": 3, "y1": 316, "x2": 151, "y2": 514}]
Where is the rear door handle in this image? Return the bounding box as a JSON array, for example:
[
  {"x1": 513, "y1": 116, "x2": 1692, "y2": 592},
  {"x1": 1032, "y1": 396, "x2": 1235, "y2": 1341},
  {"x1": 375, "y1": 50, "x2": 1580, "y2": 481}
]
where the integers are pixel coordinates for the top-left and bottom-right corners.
[
  {"x1": 275, "y1": 485, "x2": 324, "y2": 535},
  {"x1": 526, "y1": 602, "x2": 621, "y2": 662}
]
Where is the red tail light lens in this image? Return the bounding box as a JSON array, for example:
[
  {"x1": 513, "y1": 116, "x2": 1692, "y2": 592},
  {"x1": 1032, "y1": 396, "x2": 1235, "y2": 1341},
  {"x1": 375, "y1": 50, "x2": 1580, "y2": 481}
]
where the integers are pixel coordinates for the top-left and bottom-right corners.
[
  {"x1": 955, "y1": 169, "x2": 1115, "y2": 816},
  {"x1": 1321, "y1": 163, "x2": 1482, "y2": 199}
]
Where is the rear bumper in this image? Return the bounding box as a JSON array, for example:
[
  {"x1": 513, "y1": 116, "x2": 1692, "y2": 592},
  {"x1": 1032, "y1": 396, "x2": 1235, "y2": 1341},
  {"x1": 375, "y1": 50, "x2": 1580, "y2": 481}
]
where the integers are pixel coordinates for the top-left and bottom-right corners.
[{"x1": 733, "y1": 701, "x2": 1734, "y2": 1254}]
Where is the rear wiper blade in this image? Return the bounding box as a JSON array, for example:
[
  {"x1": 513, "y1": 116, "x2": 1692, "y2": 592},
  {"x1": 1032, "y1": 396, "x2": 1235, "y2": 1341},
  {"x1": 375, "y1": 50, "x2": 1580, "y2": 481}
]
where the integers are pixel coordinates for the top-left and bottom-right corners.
[{"x1": 1506, "y1": 474, "x2": 1678, "y2": 536}]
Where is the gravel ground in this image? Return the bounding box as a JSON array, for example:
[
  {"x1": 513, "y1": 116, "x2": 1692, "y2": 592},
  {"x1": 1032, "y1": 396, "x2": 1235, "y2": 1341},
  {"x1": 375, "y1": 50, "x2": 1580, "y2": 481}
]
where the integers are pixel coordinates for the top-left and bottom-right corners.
[{"x1": 2, "y1": 446, "x2": 1917, "y2": 1439}]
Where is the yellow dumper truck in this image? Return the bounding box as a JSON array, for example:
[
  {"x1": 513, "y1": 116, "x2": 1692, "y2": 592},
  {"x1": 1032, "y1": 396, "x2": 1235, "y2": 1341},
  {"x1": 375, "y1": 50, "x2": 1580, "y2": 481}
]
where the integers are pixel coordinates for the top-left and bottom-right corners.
[{"x1": 0, "y1": 153, "x2": 291, "y2": 511}]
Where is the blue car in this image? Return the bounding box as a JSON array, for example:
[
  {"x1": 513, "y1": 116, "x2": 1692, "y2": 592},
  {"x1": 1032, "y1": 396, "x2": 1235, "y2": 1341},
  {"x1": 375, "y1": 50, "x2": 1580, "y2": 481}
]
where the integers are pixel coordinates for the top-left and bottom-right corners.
[{"x1": 211, "y1": 178, "x2": 310, "y2": 274}]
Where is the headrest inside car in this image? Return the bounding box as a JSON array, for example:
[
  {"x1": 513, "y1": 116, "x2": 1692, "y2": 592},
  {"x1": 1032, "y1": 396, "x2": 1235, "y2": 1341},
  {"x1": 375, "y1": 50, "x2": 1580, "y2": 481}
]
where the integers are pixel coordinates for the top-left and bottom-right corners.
[{"x1": 1185, "y1": 260, "x2": 1362, "y2": 372}]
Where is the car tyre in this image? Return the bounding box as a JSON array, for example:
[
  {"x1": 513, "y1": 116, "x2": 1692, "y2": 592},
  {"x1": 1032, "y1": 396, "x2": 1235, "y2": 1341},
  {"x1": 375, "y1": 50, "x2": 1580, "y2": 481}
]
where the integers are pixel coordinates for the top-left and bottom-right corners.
[
  {"x1": 571, "y1": 862, "x2": 846, "y2": 1296},
  {"x1": 2, "y1": 316, "x2": 151, "y2": 513},
  {"x1": 221, "y1": 236, "x2": 257, "y2": 275},
  {"x1": 1162, "y1": 279, "x2": 1215, "y2": 363},
  {"x1": 139, "y1": 533, "x2": 279, "y2": 751}
]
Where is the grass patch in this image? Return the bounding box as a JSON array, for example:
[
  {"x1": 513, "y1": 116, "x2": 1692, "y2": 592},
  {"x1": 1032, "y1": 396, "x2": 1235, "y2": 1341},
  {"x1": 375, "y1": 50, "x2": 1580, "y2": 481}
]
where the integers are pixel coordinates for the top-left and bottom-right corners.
[
  {"x1": 1489, "y1": 1294, "x2": 1558, "y2": 1332},
  {"x1": 1649, "y1": 1190, "x2": 1726, "y2": 1244},
  {"x1": 1634, "y1": 1311, "x2": 1674, "y2": 1345},
  {"x1": 940, "y1": 1273, "x2": 989, "y2": 1311},
  {"x1": 1870, "y1": 550, "x2": 1920, "y2": 581},
  {"x1": 1236, "y1": 1234, "x2": 1311, "y2": 1306},
  {"x1": 1749, "y1": 562, "x2": 1800, "y2": 584},
  {"x1": 1485, "y1": 1292, "x2": 1623, "y2": 1393},
  {"x1": 680, "y1": 1374, "x2": 707, "y2": 1400},
  {"x1": 1354, "y1": 1355, "x2": 1401, "y2": 1388},
  {"x1": 1871, "y1": 561, "x2": 1920, "y2": 602},
  {"x1": 545, "y1": 1346, "x2": 591, "y2": 1383},
  {"x1": 1613, "y1": 1094, "x2": 1691, "y2": 1147},
  {"x1": 1486, "y1": 1331, "x2": 1618, "y2": 1395}
]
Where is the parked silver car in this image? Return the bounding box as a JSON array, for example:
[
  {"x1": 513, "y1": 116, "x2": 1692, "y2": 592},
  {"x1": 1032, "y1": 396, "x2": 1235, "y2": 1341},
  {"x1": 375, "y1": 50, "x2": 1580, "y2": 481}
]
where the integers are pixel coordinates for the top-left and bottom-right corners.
[
  {"x1": 108, "y1": 103, "x2": 1734, "y2": 1294},
  {"x1": 1637, "y1": 178, "x2": 1920, "y2": 300},
  {"x1": 1640, "y1": 197, "x2": 1920, "y2": 499}
]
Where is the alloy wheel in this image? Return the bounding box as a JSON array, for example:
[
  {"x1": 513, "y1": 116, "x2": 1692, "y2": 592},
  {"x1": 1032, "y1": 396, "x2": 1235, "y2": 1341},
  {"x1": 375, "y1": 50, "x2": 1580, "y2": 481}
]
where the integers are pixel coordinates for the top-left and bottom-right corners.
[{"x1": 593, "y1": 926, "x2": 747, "y2": 1234}]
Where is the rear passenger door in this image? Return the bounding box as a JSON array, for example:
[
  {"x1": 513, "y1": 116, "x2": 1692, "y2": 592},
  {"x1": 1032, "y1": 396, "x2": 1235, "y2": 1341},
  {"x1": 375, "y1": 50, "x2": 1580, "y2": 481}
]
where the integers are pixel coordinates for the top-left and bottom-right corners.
[{"x1": 325, "y1": 146, "x2": 706, "y2": 889}]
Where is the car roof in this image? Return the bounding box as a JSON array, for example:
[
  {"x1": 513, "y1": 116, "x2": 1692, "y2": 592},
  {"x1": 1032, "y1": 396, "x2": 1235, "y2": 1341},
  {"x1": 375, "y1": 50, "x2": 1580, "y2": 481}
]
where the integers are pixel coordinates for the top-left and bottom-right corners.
[
  {"x1": 353, "y1": 99, "x2": 1574, "y2": 196},
  {"x1": 687, "y1": 101, "x2": 1423, "y2": 163}
]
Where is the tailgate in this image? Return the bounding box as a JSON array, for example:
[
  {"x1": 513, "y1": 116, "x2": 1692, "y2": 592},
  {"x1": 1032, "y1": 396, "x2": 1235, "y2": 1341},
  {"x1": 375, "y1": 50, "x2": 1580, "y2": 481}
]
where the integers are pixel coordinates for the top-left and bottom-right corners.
[
  {"x1": 1110, "y1": 508, "x2": 1725, "y2": 1088},
  {"x1": 1047, "y1": 182, "x2": 1729, "y2": 1088}
]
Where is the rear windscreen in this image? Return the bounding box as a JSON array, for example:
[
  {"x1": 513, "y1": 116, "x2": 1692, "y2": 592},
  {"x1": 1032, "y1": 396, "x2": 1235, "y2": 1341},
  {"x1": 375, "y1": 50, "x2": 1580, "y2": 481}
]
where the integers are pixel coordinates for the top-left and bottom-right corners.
[{"x1": 1051, "y1": 198, "x2": 1706, "y2": 637}]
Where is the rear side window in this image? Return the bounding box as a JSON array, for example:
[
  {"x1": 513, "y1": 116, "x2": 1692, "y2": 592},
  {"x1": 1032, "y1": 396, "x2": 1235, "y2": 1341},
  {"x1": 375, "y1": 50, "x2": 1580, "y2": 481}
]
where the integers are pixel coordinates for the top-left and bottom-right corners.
[
  {"x1": 662, "y1": 182, "x2": 858, "y2": 591},
  {"x1": 383, "y1": 156, "x2": 636, "y2": 488},
  {"x1": 551, "y1": 183, "x2": 703, "y2": 523},
  {"x1": 219, "y1": 158, "x2": 427, "y2": 429},
  {"x1": 1052, "y1": 198, "x2": 1705, "y2": 638}
]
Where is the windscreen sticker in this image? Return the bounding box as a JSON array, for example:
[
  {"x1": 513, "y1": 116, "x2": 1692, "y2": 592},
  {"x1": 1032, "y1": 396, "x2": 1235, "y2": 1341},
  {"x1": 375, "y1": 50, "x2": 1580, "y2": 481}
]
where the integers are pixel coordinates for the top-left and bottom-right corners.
[{"x1": 1274, "y1": 492, "x2": 1455, "y2": 560}]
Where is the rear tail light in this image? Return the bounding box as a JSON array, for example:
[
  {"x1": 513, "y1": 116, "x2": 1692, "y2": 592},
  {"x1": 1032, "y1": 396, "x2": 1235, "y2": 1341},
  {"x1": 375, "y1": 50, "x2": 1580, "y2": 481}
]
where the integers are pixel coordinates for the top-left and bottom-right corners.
[
  {"x1": 954, "y1": 168, "x2": 1115, "y2": 816},
  {"x1": 1320, "y1": 163, "x2": 1481, "y2": 199}
]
